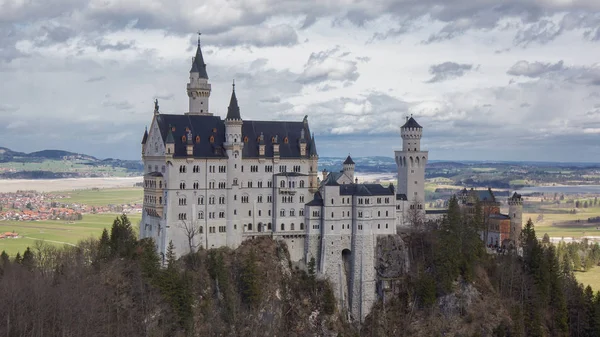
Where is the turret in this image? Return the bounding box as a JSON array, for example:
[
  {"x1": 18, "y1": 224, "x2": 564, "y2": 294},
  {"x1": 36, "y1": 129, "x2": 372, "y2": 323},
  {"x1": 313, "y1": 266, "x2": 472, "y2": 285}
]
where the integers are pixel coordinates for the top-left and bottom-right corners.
[
  {"x1": 343, "y1": 155, "x2": 355, "y2": 182},
  {"x1": 187, "y1": 33, "x2": 212, "y2": 115},
  {"x1": 401, "y1": 115, "x2": 423, "y2": 152},
  {"x1": 509, "y1": 192, "x2": 523, "y2": 246},
  {"x1": 141, "y1": 126, "x2": 148, "y2": 156},
  {"x1": 165, "y1": 126, "x2": 175, "y2": 157},
  {"x1": 395, "y1": 115, "x2": 428, "y2": 209},
  {"x1": 186, "y1": 129, "x2": 194, "y2": 156},
  {"x1": 223, "y1": 81, "x2": 244, "y2": 248},
  {"x1": 299, "y1": 128, "x2": 307, "y2": 157},
  {"x1": 308, "y1": 132, "x2": 319, "y2": 193}
]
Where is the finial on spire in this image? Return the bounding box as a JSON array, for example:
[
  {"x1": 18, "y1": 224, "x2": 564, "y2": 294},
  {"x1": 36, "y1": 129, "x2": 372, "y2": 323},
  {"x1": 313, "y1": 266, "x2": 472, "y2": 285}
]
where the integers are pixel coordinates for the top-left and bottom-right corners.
[
  {"x1": 197, "y1": 31, "x2": 201, "y2": 46},
  {"x1": 154, "y1": 99, "x2": 159, "y2": 114},
  {"x1": 232, "y1": 79, "x2": 235, "y2": 90}
]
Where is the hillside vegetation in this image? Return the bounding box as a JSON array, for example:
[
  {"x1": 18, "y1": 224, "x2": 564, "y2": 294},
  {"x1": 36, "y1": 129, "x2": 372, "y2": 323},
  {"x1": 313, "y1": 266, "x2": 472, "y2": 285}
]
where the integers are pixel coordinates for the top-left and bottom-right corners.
[{"x1": 2, "y1": 208, "x2": 600, "y2": 336}]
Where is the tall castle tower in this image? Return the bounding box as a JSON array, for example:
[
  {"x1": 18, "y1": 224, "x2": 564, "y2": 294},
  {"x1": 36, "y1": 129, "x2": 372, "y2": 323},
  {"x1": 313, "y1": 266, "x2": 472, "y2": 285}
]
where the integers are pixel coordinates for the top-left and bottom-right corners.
[
  {"x1": 395, "y1": 116, "x2": 428, "y2": 208},
  {"x1": 187, "y1": 34, "x2": 212, "y2": 115},
  {"x1": 224, "y1": 82, "x2": 244, "y2": 248},
  {"x1": 508, "y1": 192, "x2": 523, "y2": 245}
]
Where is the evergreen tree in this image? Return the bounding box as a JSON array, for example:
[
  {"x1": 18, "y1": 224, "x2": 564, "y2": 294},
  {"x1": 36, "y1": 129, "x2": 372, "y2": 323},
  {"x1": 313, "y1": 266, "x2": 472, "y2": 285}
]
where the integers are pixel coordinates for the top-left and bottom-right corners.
[
  {"x1": 109, "y1": 214, "x2": 136, "y2": 257},
  {"x1": 542, "y1": 233, "x2": 550, "y2": 244},
  {"x1": 0, "y1": 250, "x2": 8, "y2": 266},
  {"x1": 14, "y1": 252, "x2": 22, "y2": 264},
  {"x1": 22, "y1": 247, "x2": 34, "y2": 270},
  {"x1": 307, "y1": 257, "x2": 316, "y2": 281},
  {"x1": 166, "y1": 240, "x2": 177, "y2": 269},
  {"x1": 97, "y1": 228, "x2": 111, "y2": 261}
]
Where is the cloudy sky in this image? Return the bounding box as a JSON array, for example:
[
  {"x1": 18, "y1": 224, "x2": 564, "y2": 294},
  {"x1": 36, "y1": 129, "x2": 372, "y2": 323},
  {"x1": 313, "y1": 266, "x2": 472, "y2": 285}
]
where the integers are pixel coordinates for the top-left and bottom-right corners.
[{"x1": 2, "y1": 0, "x2": 600, "y2": 162}]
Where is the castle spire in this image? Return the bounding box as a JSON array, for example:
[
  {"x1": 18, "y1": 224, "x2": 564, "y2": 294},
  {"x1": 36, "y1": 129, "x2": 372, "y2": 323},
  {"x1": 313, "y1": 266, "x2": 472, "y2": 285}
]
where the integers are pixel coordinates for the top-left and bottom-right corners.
[
  {"x1": 190, "y1": 32, "x2": 208, "y2": 79},
  {"x1": 226, "y1": 80, "x2": 241, "y2": 120}
]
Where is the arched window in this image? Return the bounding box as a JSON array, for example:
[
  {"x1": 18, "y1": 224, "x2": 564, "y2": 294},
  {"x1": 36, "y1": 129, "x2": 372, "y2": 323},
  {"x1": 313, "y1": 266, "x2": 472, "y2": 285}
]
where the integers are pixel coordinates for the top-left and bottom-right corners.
[
  {"x1": 248, "y1": 223, "x2": 253, "y2": 231},
  {"x1": 209, "y1": 135, "x2": 215, "y2": 143},
  {"x1": 281, "y1": 223, "x2": 285, "y2": 230},
  {"x1": 300, "y1": 180, "x2": 305, "y2": 188},
  {"x1": 195, "y1": 135, "x2": 200, "y2": 143},
  {"x1": 268, "y1": 223, "x2": 272, "y2": 230},
  {"x1": 291, "y1": 223, "x2": 295, "y2": 230},
  {"x1": 198, "y1": 211, "x2": 204, "y2": 219},
  {"x1": 181, "y1": 135, "x2": 186, "y2": 142},
  {"x1": 280, "y1": 180, "x2": 285, "y2": 188},
  {"x1": 300, "y1": 223, "x2": 304, "y2": 230},
  {"x1": 283, "y1": 137, "x2": 289, "y2": 144}
]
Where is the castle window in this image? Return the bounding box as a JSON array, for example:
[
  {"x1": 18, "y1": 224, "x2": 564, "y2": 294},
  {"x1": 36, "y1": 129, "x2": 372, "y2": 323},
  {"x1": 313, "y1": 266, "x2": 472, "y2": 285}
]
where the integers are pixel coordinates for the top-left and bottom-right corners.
[
  {"x1": 300, "y1": 195, "x2": 304, "y2": 203},
  {"x1": 283, "y1": 137, "x2": 288, "y2": 144},
  {"x1": 212, "y1": 128, "x2": 217, "y2": 133},
  {"x1": 300, "y1": 180, "x2": 305, "y2": 188},
  {"x1": 182, "y1": 135, "x2": 186, "y2": 142},
  {"x1": 271, "y1": 136, "x2": 275, "y2": 143},
  {"x1": 299, "y1": 209, "x2": 304, "y2": 216},
  {"x1": 195, "y1": 135, "x2": 200, "y2": 143},
  {"x1": 378, "y1": 211, "x2": 381, "y2": 217},
  {"x1": 300, "y1": 223, "x2": 304, "y2": 230},
  {"x1": 244, "y1": 136, "x2": 249, "y2": 143},
  {"x1": 331, "y1": 198, "x2": 334, "y2": 205},
  {"x1": 209, "y1": 135, "x2": 214, "y2": 143},
  {"x1": 290, "y1": 209, "x2": 295, "y2": 216},
  {"x1": 268, "y1": 223, "x2": 272, "y2": 230},
  {"x1": 248, "y1": 210, "x2": 252, "y2": 216},
  {"x1": 378, "y1": 224, "x2": 380, "y2": 229},
  {"x1": 331, "y1": 212, "x2": 334, "y2": 218},
  {"x1": 280, "y1": 209, "x2": 285, "y2": 216},
  {"x1": 248, "y1": 223, "x2": 253, "y2": 231},
  {"x1": 281, "y1": 223, "x2": 285, "y2": 230},
  {"x1": 198, "y1": 212, "x2": 204, "y2": 219},
  {"x1": 386, "y1": 224, "x2": 389, "y2": 229}
]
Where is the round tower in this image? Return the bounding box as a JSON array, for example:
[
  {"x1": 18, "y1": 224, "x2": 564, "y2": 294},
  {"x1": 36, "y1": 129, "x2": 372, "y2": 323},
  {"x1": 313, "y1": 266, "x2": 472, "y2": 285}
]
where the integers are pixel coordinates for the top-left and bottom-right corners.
[
  {"x1": 395, "y1": 116, "x2": 428, "y2": 208},
  {"x1": 509, "y1": 192, "x2": 523, "y2": 245},
  {"x1": 187, "y1": 33, "x2": 212, "y2": 115}
]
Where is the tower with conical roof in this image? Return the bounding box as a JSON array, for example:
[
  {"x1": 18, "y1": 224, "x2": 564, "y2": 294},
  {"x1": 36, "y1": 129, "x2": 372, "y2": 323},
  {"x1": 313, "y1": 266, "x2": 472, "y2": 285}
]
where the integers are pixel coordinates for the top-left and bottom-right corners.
[
  {"x1": 187, "y1": 33, "x2": 212, "y2": 115},
  {"x1": 343, "y1": 155, "x2": 355, "y2": 182},
  {"x1": 395, "y1": 116, "x2": 428, "y2": 214},
  {"x1": 224, "y1": 81, "x2": 244, "y2": 248}
]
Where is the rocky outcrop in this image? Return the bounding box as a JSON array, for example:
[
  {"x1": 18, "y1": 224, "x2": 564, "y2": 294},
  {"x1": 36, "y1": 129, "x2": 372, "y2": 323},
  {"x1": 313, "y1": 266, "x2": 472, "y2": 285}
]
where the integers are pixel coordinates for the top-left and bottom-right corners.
[{"x1": 376, "y1": 235, "x2": 410, "y2": 278}]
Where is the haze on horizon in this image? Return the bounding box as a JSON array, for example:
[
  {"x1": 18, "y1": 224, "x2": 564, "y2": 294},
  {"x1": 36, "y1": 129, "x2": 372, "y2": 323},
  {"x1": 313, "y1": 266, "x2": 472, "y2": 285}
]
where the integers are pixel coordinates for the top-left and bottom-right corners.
[{"x1": 2, "y1": 0, "x2": 600, "y2": 162}]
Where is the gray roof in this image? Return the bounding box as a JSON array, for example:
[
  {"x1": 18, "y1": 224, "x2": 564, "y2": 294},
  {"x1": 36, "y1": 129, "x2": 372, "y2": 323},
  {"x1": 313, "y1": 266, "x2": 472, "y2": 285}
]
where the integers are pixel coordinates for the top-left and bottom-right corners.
[
  {"x1": 321, "y1": 171, "x2": 344, "y2": 186},
  {"x1": 141, "y1": 128, "x2": 148, "y2": 144},
  {"x1": 156, "y1": 114, "x2": 314, "y2": 159},
  {"x1": 401, "y1": 117, "x2": 422, "y2": 129},
  {"x1": 226, "y1": 86, "x2": 241, "y2": 120},
  {"x1": 190, "y1": 41, "x2": 209, "y2": 79},
  {"x1": 396, "y1": 194, "x2": 407, "y2": 200},
  {"x1": 426, "y1": 209, "x2": 447, "y2": 215},
  {"x1": 309, "y1": 133, "x2": 318, "y2": 157},
  {"x1": 274, "y1": 172, "x2": 308, "y2": 177},
  {"x1": 343, "y1": 155, "x2": 355, "y2": 165},
  {"x1": 147, "y1": 172, "x2": 163, "y2": 177},
  {"x1": 511, "y1": 192, "x2": 522, "y2": 199},
  {"x1": 306, "y1": 192, "x2": 323, "y2": 206},
  {"x1": 339, "y1": 183, "x2": 394, "y2": 196}
]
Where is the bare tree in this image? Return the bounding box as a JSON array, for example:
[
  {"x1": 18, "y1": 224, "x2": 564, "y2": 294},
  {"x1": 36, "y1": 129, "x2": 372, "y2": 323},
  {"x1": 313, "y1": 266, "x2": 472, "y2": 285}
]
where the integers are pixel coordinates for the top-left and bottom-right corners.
[
  {"x1": 178, "y1": 219, "x2": 202, "y2": 254},
  {"x1": 407, "y1": 198, "x2": 425, "y2": 232}
]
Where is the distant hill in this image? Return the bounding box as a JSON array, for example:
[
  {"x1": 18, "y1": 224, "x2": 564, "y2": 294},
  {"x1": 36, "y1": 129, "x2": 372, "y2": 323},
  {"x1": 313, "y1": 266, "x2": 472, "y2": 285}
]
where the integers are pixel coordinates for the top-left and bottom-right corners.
[{"x1": 0, "y1": 146, "x2": 143, "y2": 178}]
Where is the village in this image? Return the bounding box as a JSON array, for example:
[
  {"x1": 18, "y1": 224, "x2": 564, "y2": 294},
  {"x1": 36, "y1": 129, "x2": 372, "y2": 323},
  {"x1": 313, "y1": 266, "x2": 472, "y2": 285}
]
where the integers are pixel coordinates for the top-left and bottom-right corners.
[{"x1": 0, "y1": 190, "x2": 142, "y2": 223}]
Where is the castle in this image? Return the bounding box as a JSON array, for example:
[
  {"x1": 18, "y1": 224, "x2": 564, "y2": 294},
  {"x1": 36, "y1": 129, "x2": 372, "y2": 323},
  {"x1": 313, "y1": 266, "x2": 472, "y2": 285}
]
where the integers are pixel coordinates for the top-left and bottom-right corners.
[{"x1": 139, "y1": 36, "x2": 522, "y2": 322}]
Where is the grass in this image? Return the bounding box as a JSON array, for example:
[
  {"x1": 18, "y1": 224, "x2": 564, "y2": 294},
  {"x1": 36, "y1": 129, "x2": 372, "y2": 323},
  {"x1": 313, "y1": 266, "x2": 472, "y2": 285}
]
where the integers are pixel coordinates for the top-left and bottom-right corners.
[
  {"x1": 575, "y1": 266, "x2": 600, "y2": 292},
  {"x1": 52, "y1": 187, "x2": 143, "y2": 206},
  {"x1": 0, "y1": 213, "x2": 141, "y2": 256},
  {"x1": 525, "y1": 206, "x2": 600, "y2": 238}
]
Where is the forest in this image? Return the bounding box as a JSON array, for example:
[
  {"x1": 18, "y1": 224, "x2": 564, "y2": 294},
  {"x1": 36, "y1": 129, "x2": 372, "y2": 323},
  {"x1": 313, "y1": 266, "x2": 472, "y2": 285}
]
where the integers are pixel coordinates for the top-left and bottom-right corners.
[{"x1": 2, "y1": 204, "x2": 600, "y2": 336}]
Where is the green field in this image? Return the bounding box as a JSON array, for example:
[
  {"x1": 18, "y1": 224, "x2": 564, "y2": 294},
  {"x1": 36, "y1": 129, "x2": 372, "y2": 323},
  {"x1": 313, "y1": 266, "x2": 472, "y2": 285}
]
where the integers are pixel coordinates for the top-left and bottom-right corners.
[
  {"x1": 575, "y1": 267, "x2": 600, "y2": 292},
  {"x1": 0, "y1": 213, "x2": 141, "y2": 256},
  {"x1": 52, "y1": 188, "x2": 143, "y2": 206},
  {"x1": 525, "y1": 206, "x2": 600, "y2": 238}
]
